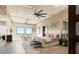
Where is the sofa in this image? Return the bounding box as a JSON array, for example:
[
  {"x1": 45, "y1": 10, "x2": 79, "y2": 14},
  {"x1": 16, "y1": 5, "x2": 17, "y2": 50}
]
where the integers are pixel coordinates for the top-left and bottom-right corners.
[{"x1": 34, "y1": 34, "x2": 60, "y2": 48}]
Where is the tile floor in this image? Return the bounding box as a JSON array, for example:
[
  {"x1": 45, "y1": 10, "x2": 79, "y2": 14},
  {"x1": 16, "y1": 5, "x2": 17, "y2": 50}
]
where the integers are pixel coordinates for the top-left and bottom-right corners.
[
  {"x1": 0, "y1": 39, "x2": 68, "y2": 54},
  {"x1": 0, "y1": 40, "x2": 25, "y2": 54}
]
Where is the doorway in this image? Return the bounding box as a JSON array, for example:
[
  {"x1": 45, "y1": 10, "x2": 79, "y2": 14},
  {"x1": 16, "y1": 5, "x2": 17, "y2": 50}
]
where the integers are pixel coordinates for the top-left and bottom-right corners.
[{"x1": 68, "y1": 5, "x2": 79, "y2": 54}]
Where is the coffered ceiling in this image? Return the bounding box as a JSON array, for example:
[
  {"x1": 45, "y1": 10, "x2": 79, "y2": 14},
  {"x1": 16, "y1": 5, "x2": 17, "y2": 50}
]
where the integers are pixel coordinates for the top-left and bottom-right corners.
[{"x1": 0, "y1": 5, "x2": 68, "y2": 24}]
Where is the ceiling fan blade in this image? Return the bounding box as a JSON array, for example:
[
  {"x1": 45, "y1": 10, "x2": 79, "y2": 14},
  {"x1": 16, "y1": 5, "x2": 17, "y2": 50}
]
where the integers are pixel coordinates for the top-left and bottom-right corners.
[
  {"x1": 37, "y1": 10, "x2": 43, "y2": 13},
  {"x1": 40, "y1": 15, "x2": 46, "y2": 17},
  {"x1": 39, "y1": 13, "x2": 47, "y2": 15}
]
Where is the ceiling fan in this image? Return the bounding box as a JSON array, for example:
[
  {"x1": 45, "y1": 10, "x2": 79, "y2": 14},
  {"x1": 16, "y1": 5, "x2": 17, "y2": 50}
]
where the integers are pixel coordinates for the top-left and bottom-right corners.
[
  {"x1": 33, "y1": 9, "x2": 47, "y2": 19},
  {"x1": 23, "y1": 6, "x2": 47, "y2": 19}
]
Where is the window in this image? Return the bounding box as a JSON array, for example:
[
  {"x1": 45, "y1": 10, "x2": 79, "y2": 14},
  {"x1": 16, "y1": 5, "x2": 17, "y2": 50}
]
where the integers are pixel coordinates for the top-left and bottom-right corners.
[
  {"x1": 25, "y1": 28, "x2": 32, "y2": 34},
  {"x1": 16, "y1": 28, "x2": 24, "y2": 34},
  {"x1": 16, "y1": 27, "x2": 32, "y2": 34}
]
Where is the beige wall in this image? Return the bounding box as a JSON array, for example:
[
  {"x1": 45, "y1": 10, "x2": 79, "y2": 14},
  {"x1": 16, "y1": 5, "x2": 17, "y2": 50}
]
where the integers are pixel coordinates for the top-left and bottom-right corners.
[{"x1": 36, "y1": 8, "x2": 68, "y2": 37}]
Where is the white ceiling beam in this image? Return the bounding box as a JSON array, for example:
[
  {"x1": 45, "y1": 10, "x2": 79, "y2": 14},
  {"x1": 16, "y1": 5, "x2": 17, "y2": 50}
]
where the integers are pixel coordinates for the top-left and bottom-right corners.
[
  {"x1": 5, "y1": 5, "x2": 14, "y2": 25},
  {"x1": 10, "y1": 15, "x2": 26, "y2": 19}
]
